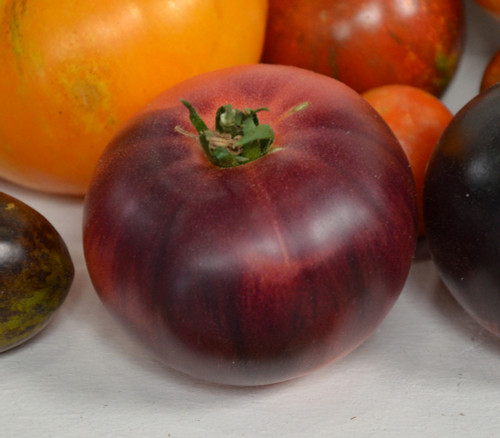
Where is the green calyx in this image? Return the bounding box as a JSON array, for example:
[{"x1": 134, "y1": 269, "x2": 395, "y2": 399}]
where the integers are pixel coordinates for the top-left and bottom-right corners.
[{"x1": 180, "y1": 99, "x2": 275, "y2": 168}]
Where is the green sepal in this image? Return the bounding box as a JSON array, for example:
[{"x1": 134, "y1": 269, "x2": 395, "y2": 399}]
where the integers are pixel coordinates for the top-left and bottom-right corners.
[{"x1": 180, "y1": 99, "x2": 275, "y2": 168}]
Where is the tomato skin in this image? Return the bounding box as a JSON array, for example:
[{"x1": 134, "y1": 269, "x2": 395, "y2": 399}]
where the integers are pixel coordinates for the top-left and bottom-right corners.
[
  {"x1": 83, "y1": 64, "x2": 417, "y2": 386},
  {"x1": 362, "y1": 85, "x2": 453, "y2": 237},
  {"x1": 0, "y1": 192, "x2": 74, "y2": 352},
  {"x1": 475, "y1": 0, "x2": 500, "y2": 18},
  {"x1": 0, "y1": 0, "x2": 267, "y2": 195},
  {"x1": 481, "y1": 48, "x2": 500, "y2": 92},
  {"x1": 261, "y1": 0, "x2": 465, "y2": 96},
  {"x1": 424, "y1": 84, "x2": 500, "y2": 337}
]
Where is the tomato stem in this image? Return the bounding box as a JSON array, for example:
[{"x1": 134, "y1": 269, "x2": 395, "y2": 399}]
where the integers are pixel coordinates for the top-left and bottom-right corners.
[{"x1": 179, "y1": 99, "x2": 275, "y2": 168}]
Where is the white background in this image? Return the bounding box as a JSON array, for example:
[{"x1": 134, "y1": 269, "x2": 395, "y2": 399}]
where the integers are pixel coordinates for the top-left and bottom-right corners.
[{"x1": 2, "y1": 1, "x2": 500, "y2": 437}]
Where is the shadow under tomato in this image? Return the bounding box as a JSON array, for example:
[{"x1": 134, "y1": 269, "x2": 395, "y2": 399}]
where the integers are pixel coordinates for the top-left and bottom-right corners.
[
  {"x1": 429, "y1": 273, "x2": 500, "y2": 354},
  {"x1": 413, "y1": 236, "x2": 431, "y2": 261}
]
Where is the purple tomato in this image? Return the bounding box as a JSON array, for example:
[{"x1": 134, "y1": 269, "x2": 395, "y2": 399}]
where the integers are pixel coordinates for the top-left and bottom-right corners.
[{"x1": 83, "y1": 64, "x2": 417, "y2": 386}]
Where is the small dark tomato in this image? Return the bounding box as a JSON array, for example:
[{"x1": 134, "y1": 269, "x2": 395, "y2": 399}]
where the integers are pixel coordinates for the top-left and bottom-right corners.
[{"x1": 0, "y1": 192, "x2": 74, "y2": 352}]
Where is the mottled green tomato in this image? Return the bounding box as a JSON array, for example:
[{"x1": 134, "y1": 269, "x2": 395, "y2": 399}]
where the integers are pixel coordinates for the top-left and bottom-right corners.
[{"x1": 0, "y1": 192, "x2": 74, "y2": 352}]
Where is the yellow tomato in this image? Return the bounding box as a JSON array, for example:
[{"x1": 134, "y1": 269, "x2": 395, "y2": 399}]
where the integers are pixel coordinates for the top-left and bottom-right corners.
[{"x1": 0, "y1": 0, "x2": 268, "y2": 195}]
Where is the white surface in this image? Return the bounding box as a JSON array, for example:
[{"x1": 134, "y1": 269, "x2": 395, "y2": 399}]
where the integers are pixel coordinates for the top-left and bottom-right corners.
[{"x1": 2, "y1": 2, "x2": 500, "y2": 437}]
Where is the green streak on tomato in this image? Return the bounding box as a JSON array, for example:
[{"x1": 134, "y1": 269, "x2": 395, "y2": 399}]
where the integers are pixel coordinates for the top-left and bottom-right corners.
[
  {"x1": 7, "y1": 0, "x2": 25, "y2": 60},
  {"x1": 389, "y1": 30, "x2": 403, "y2": 45},
  {"x1": 434, "y1": 47, "x2": 457, "y2": 88}
]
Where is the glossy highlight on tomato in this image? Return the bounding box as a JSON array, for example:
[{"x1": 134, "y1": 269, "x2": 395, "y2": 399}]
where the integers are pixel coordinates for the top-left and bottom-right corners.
[
  {"x1": 262, "y1": 0, "x2": 465, "y2": 96},
  {"x1": 0, "y1": 0, "x2": 268, "y2": 195}
]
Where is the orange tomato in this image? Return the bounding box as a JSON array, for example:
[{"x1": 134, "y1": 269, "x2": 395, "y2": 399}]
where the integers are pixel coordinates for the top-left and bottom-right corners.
[
  {"x1": 362, "y1": 85, "x2": 453, "y2": 237},
  {"x1": 0, "y1": 0, "x2": 268, "y2": 195},
  {"x1": 475, "y1": 0, "x2": 500, "y2": 18},
  {"x1": 481, "y1": 48, "x2": 500, "y2": 91}
]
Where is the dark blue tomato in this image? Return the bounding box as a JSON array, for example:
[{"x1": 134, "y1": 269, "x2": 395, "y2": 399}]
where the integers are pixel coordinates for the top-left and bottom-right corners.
[{"x1": 424, "y1": 83, "x2": 500, "y2": 337}]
